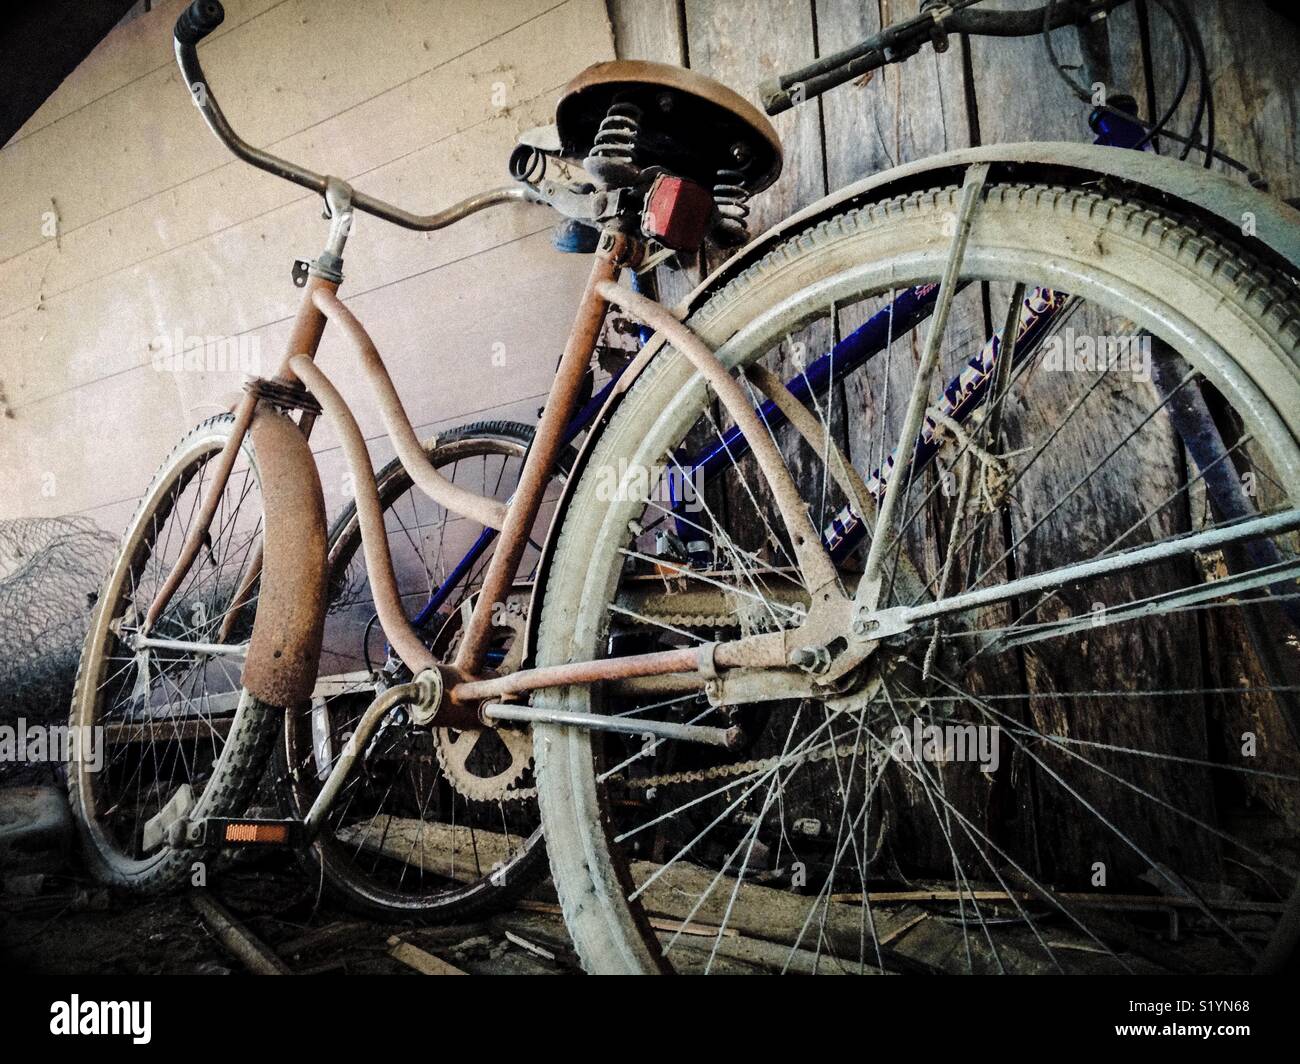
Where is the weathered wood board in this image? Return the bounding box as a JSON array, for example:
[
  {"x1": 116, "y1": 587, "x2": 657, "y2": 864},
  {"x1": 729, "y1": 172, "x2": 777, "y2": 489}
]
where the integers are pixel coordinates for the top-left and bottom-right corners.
[
  {"x1": 0, "y1": 0, "x2": 617, "y2": 532},
  {"x1": 607, "y1": 0, "x2": 1300, "y2": 882}
]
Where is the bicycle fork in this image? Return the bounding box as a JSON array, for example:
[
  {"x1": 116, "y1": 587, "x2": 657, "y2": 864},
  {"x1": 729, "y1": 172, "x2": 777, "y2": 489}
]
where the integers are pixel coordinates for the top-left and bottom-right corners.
[{"x1": 141, "y1": 307, "x2": 334, "y2": 711}]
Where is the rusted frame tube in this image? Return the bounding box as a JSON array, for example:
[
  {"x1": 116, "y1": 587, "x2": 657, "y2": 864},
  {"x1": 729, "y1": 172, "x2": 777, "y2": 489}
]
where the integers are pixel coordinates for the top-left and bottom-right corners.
[
  {"x1": 288, "y1": 355, "x2": 436, "y2": 676},
  {"x1": 453, "y1": 647, "x2": 700, "y2": 704},
  {"x1": 607, "y1": 673, "x2": 708, "y2": 697},
  {"x1": 311, "y1": 287, "x2": 509, "y2": 531},
  {"x1": 594, "y1": 280, "x2": 840, "y2": 596},
  {"x1": 450, "y1": 632, "x2": 788, "y2": 705},
  {"x1": 277, "y1": 274, "x2": 338, "y2": 382},
  {"x1": 452, "y1": 251, "x2": 621, "y2": 675},
  {"x1": 743, "y1": 363, "x2": 875, "y2": 521}
]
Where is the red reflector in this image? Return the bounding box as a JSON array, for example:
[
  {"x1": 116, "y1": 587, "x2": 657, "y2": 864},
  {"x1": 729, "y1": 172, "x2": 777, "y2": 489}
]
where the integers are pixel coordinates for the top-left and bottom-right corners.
[
  {"x1": 641, "y1": 175, "x2": 714, "y2": 252},
  {"x1": 225, "y1": 823, "x2": 288, "y2": 844}
]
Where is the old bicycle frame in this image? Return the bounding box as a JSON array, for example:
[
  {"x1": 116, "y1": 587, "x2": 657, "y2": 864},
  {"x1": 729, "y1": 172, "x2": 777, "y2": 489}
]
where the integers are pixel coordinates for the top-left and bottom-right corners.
[
  {"x1": 141, "y1": 1, "x2": 1300, "y2": 842},
  {"x1": 340, "y1": 101, "x2": 1160, "y2": 679}
]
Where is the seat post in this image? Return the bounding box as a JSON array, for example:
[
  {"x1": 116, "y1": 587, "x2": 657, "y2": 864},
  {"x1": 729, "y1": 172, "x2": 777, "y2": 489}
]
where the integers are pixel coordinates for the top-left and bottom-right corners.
[{"x1": 452, "y1": 234, "x2": 629, "y2": 677}]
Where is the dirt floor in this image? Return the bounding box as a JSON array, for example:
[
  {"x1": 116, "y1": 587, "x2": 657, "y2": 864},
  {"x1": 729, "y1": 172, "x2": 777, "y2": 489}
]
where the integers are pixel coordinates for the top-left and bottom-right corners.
[
  {"x1": 1, "y1": 852, "x2": 577, "y2": 976},
  {"x1": 0, "y1": 782, "x2": 1271, "y2": 975},
  {"x1": 3, "y1": 853, "x2": 1264, "y2": 976}
]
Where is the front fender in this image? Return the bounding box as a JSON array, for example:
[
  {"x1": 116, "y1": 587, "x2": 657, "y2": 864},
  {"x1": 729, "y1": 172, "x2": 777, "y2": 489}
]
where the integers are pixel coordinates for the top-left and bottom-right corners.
[{"x1": 241, "y1": 406, "x2": 328, "y2": 707}]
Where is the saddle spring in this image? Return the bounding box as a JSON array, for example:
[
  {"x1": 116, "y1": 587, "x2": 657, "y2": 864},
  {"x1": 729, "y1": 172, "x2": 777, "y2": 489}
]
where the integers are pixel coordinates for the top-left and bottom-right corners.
[
  {"x1": 713, "y1": 168, "x2": 751, "y2": 246},
  {"x1": 585, "y1": 98, "x2": 643, "y2": 185},
  {"x1": 590, "y1": 99, "x2": 642, "y2": 165},
  {"x1": 509, "y1": 142, "x2": 549, "y2": 184}
]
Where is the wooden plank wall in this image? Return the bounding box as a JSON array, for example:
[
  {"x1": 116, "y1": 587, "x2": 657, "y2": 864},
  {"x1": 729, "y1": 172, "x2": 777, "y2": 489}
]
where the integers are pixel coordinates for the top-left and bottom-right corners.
[
  {"x1": 0, "y1": 0, "x2": 615, "y2": 535},
  {"x1": 609, "y1": 0, "x2": 1300, "y2": 879}
]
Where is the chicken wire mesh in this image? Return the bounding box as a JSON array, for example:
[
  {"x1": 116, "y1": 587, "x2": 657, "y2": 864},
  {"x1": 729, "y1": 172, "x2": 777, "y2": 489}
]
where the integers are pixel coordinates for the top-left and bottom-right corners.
[{"x1": 0, "y1": 516, "x2": 118, "y2": 726}]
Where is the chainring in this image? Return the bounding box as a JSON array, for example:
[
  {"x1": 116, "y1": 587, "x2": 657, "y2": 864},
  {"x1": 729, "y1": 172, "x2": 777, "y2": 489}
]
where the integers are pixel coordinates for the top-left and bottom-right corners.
[{"x1": 433, "y1": 596, "x2": 537, "y2": 803}]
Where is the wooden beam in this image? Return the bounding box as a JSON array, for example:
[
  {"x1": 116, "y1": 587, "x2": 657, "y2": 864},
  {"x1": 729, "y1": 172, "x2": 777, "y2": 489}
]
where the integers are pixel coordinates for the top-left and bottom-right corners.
[
  {"x1": 333, "y1": 816, "x2": 527, "y2": 883},
  {"x1": 387, "y1": 935, "x2": 468, "y2": 976},
  {"x1": 190, "y1": 892, "x2": 290, "y2": 975}
]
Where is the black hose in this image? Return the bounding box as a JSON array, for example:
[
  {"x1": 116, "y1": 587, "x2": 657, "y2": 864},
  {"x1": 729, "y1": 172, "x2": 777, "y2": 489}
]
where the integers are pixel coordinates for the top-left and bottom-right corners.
[
  {"x1": 1123, "y1": 0, "x2": 1192, "y2": 151},
  {"x1": 1134, "y1": 0, "x2": 1162, "y2": 152},
  {"x1": 1118, "y1": 0, "x2": 1224, "y2": 172}
]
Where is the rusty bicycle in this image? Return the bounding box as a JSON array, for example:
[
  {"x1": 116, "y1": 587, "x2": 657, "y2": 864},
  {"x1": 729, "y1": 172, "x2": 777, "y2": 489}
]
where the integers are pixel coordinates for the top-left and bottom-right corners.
[{"x1": 70, "y1": 0, "x2": 1300, "y2": 973}]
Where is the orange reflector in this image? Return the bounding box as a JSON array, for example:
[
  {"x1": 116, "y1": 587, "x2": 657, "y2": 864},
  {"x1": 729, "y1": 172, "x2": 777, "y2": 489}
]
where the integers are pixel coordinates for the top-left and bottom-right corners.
[{"x1": 224, "y1": 822, "x2": 289, "y2": 844}]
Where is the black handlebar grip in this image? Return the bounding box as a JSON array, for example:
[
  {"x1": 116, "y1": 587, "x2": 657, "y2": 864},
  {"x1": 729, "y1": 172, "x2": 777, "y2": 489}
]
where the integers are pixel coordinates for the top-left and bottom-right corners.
[
  {"x1": 758, "y1": 78, "x2": 794, "y2": 116},
  {"x1": 175, "y1": 0, "x2": 225, "y2": 46}
]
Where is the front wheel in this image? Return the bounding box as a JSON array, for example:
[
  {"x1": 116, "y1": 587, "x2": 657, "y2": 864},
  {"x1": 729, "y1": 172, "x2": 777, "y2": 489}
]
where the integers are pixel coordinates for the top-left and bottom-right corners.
[
  {"x1": 536, "y1": 180, "x2": 1300, "y2": 974},
  {"x1": 68, "y1": 414, "x2": 280, "y2": 891}
]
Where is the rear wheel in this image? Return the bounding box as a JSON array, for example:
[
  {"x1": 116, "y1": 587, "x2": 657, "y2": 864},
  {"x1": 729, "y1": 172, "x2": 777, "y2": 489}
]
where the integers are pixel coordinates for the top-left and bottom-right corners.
[{"x1": 536, "y1": 180, "x2": 1300, "y2": 973}]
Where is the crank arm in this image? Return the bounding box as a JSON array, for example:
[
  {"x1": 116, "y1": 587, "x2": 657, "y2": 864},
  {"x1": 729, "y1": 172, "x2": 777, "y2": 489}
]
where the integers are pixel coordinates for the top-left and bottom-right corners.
[
  {"x1": 300, "y1": 675, "x2": 436, "y2": 841},
  {"x1": 165, "y1": 680, "x2": 429, "y2": 846}
]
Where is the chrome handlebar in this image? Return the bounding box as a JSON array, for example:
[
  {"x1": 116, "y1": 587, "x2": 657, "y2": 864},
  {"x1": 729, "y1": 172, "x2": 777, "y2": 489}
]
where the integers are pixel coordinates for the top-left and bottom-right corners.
[{"x1": 173, "y1": 6, "x2": 532, "y2": 231}]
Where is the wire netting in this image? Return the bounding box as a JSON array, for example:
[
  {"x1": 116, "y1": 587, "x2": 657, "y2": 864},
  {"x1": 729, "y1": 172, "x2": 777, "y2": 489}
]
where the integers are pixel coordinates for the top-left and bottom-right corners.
[{"x1": 0, "y1": 516, "x2": 119, "y2": 726}]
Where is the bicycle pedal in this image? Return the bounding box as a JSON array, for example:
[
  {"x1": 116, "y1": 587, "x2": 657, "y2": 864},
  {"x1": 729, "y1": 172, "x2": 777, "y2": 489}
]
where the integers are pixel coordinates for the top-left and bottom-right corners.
[{"x1": 182, "y1": 817, "x2": 306, "y2": 849}]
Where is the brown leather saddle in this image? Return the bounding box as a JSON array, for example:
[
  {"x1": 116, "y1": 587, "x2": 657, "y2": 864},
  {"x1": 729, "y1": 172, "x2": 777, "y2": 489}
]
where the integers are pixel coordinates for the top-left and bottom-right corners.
[{"x1": 555, "y1": 60, "x2": 783, "y2": 197}]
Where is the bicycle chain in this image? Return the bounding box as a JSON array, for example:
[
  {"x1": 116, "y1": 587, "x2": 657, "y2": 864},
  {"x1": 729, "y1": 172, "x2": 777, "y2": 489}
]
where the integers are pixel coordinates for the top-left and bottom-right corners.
[
  {"x1": 622, "y1": 737, "x2": 883, "y2": 791},
  {"x1": 503, "y1": 735, "x2": 885, "y2": 803}
]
